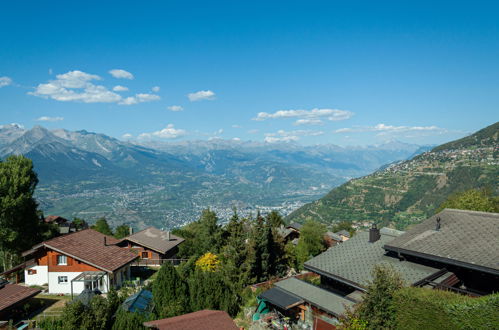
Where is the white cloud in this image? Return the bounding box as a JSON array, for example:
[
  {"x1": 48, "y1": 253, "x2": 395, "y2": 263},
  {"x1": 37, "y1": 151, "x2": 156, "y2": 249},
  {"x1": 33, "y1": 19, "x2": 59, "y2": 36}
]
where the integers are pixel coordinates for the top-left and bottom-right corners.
[
  {"x1": 119, "y1": 93, "x2": 160, "y2": 105},
  {"x1": 248, "y1": 129, "x2": 259, "y2": 134},
  {"x1": 294, "y1": 118, "x2": 324, "y2": 126},
  {"x1": 254, "y1": 108, "x2": 353, "y2": 122},
  {"x1": 36, "y1": 116, "x2": 64, "y2": 122},
  {"x1": 334, "y1": 123, "x2": 446, "y2": 135},
  {"x1": 0, "y1": 76, "x2": 12, "y2": 87},
  {"x1": 264, "y1": 129, "x2": 324, "y2": 143},
  {"x1": 231, "y1": 124, "x2": 242, "y2": 128},
  {"x1": 122, "y1": 133, "x2": 133, "y2": 139},
  {"x1": 232, "y1": 137, "x2": 241, "y2": 141},
  {"x1": 139, "y1": 124, "x2": 187, "y2": 139},
  {"x1": 264, "y1": 136, "x2": 299, "y2": 143},
  {"x1": 188, "y1": 90, "x2": 216, "y2": 101},
  {"x1": 113, "y1": 85, "x2": 129, "y2": 92},
  {"x1": 152, "y1": 86, "x2": 160, "y2": 92},
  {"x1": 167, "y1": 105, "x2": 184, "y2": 112},
  {"x1": 29, "y1": 70, "x2": 122, "y2": 103},
  {"x1": 109, "y1": 69, "x2": 134, "y2": 79}
]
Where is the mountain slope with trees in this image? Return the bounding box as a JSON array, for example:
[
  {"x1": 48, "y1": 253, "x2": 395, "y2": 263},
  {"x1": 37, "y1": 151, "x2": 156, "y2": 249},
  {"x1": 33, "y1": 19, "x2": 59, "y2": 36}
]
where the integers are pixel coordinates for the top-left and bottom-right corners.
[{"x1": 287, "y1": 122, "x2": 499, "y2": 229}]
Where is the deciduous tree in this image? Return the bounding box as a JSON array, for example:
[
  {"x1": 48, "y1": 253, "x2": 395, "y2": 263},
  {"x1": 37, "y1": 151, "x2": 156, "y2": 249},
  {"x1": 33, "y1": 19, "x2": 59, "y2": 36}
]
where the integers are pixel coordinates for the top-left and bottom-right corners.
[{"x1": 0, "y1": 155, "x2": 42, "y2": 270}]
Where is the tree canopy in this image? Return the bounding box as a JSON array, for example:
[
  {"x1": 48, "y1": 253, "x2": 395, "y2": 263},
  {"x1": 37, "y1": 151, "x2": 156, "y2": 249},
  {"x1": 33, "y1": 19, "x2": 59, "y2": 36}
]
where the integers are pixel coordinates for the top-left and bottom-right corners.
[
  {"x1": 92, "y1": 218, "x2": 113, "y2": 236},
  {"x1": 437, "y1": 188, "x2": 499, "y2": 213},
  {"x1": 0, "y1": 155, "x2": 42, "y2": 271}
]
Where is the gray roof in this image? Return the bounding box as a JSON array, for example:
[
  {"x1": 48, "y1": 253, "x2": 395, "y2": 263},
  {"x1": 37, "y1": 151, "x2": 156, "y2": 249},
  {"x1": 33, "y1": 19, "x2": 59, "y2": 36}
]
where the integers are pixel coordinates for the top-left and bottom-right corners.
[
  {"x1": 384, "y1": 209, "x2": 499, "y2": 275},
  {"x1": 124, "y1": 227, "x2": 184, "y2": 254},
  {"x1": 259, "y1": 287, "x2": 304, "y2": 310},
  {"x1": 305, "y1": 229, "x2": 441, "y2": 290},
  {"x1": 274, "y1": 278, "x2": 354, "y2": 317},
  {"x1": 326, "y1": 231, "x2": 343, "y2": 241},
  {"x1": 335, "y1": 230, "x2": 351, "y2": 238},
  {"x1": 287, "y1": 222, "x2": 302, "y2": 231}
]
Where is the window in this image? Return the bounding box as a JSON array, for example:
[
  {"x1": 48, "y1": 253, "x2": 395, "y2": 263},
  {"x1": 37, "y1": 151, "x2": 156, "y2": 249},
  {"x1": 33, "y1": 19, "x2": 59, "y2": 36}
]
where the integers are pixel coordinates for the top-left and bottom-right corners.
[
  {"x1": 141, "y1": 251, "x2": 149, "y2": 259},
  {"x1": 57, "y1": 255, "x2": 67, "y2": 265},
  {"x1": 58, "y1": 276, "x2": 68, "y2": 284},
  {"x1": 28, "y1": 269, "x2": 37, "y2": 275}
]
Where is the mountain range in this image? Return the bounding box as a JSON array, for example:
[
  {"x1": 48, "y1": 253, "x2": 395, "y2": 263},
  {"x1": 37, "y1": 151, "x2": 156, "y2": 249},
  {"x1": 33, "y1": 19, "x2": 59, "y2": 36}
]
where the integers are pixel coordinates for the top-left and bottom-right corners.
[
  {"x1": 286, "y1": 122, "x2": 499, "y2": 229},
  {"x1": 0, "y1": 124, "x2": 426, "y2": 229}
]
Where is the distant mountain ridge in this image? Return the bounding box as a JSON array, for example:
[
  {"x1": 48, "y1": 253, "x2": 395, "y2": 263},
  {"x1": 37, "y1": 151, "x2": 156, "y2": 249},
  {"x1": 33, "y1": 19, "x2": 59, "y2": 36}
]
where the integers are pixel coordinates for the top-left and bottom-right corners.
[
  {"x1": 286, "y1": 122, "x2": 499, "y2": 229},
  {"x1": 0, "y1": 124, "x2": 428, "y2": 229}
]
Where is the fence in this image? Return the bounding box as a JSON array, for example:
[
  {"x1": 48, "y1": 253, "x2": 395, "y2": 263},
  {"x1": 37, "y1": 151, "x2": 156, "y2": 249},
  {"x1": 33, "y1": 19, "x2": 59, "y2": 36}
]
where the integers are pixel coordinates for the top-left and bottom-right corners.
[{"x1": 132, "y1": 258, "x2": 189, "y2": 267}]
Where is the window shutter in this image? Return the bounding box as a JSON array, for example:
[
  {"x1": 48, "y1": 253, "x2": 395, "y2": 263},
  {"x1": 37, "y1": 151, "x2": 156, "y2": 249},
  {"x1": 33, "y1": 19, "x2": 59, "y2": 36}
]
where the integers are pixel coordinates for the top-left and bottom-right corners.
[
  {"x1": 53, "y1": 254, "x2": 58, "y2": 265},
  {"x1": 67, "y1": 257, "x2": 73, "y2": 266}
]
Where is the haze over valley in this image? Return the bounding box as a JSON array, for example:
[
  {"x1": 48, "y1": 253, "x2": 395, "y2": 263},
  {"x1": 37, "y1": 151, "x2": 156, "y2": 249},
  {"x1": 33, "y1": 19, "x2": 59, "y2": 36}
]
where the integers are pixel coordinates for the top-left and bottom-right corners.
[{"x1": 0, "y1": 124, "x2": 430, "y2": 228}]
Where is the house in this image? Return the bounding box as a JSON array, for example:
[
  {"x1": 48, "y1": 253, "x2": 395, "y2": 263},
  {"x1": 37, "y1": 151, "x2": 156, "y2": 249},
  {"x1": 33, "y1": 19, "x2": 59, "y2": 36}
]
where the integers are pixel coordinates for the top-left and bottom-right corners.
[
  {"x1": 324, "y1": 231, "x2": 343, "y2": 247},
  {"x1": 260, "y1": 225, "x2": 442, "y2": 328},
  {"x1": 278, "y1": 222, "x2": 302, "y2": 244},
  {"x1": 383, "y1": 208, "x2": 499, "y2": 294},
  {"x1": 22, "y1": 229, "x2": 138, "y2": 295},
  {"x1": 0, "y1": 279, "x2": 41, "y2": 320},
  {"x1": 334, "y1": 229, "x2": 350, "y2": 242},
  {"x1": 117, "y1": 227, "x2": 184, "y2": 266},
  {"x1": 143, "y1": 310, "x2": 238, "y2": 330},
  {"x1": 258, "y1": 277, "x2": 355, "y2": 328},
  {"x1": 259, "y1": 209, "x2": 499, "y2": 328}
]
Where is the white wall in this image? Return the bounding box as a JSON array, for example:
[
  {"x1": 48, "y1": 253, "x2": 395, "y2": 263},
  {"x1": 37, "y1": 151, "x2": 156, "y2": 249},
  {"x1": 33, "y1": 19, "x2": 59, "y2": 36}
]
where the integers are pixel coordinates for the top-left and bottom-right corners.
[
  {"x1": 48, "y1": 272, "x2": 112, "y2": 294},
  {"x1": 25, "y1": 265, "x2": 48, "y2": 286},
  {"x1": 48, "y1": 272, "x2": 84, "y2": 294}
]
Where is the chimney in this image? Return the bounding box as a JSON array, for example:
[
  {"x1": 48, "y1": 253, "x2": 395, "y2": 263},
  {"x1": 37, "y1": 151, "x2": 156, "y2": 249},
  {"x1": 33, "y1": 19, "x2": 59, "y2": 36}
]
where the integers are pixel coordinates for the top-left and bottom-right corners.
[
  {"x1": 129, "y1": 226, "x2": 133, "y2": 235},
  {"x1": 104, "y1": 236, "x2": 107, "y2": 246},
  {"x1": 166, "y1": 231, "x2": 171, "y2": 241},
  {"x1": 369, "y1": 223, "x2": 381, "y2": 243},
  {"x1": 435, "y1": 217, "x2": 441, "y2": 231}
]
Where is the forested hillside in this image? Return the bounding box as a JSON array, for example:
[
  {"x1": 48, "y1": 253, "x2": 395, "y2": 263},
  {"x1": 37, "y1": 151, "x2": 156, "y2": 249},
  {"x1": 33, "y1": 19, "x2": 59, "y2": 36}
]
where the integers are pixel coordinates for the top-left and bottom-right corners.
[{"x1": 287, "y1": 122, "x2": 499, "y2": 229}]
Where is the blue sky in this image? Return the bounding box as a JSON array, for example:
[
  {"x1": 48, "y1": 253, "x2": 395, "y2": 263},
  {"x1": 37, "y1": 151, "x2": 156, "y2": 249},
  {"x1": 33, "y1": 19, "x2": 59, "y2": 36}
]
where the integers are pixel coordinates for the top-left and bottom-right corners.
[{"x1": 1, "y1": 0, "x2": 498, "y2": 146}]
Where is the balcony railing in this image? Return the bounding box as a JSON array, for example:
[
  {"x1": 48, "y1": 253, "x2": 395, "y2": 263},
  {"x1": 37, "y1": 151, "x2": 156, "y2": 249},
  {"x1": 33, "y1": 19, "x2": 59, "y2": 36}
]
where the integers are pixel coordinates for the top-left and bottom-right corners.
[{"x1": 132, "y1": 258, "x2": 189, "y2": 267}]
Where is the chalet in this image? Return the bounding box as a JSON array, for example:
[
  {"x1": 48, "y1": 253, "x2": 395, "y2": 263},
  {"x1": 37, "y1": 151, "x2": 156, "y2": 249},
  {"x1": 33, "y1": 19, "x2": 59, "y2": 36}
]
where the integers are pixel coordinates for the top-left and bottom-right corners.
[
  {"x1": 22, "y1": 229, "x2": 138, "y2": 295},
  {"x1": 118, "y1": 227, "x2": 184, "y2": 266},
  {"x1": 278, "y1": 222, "x2": 302, "y2": 244},
  {"x1": 144, "y1": 310, "x2": 238, "y2": 330},
  {"x1": 334, "y1": 229, "x2": 350, "y2": 241},
  {"x1": 383, "y1": 208, "x2": 499, "y2": 294},
  {"x1": 258, "y1": 209, "x2": 499, "y2": 329},
  {"x1": 0, "y1": 279, "x2": 41, "y2": 320}
]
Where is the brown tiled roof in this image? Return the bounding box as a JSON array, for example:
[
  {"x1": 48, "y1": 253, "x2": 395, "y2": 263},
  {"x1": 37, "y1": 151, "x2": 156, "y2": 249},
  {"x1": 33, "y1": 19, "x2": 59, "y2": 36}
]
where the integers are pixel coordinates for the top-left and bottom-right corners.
[
  {"x1": 44, "y1": 215, "x2": 68, "y2": 223},
  {"x1": 123, "y1": 227, "x2": 184, "y2": 254},
  {"x1": 29, "y1": 229, "x2": 138, "y2": 272},
  {"x1": 0, "y1": 283, "x2": 41, "y2": 312},
  {"x1": 143, "y1": 310, "x2": 238, "y2": 330}
]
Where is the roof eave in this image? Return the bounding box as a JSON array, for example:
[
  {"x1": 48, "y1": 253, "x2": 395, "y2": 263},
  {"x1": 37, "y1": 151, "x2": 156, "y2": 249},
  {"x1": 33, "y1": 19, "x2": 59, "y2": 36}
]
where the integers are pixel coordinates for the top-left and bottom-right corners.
[
  {"x1": 383, "y1": 245, "x2": 499, "y2": 276},
  {"x1": 303, "y1": 263, "x2": 366, "y2": 292},
  {"x1": 124, "y1": 237, "x2": 184, "y2": 255}
]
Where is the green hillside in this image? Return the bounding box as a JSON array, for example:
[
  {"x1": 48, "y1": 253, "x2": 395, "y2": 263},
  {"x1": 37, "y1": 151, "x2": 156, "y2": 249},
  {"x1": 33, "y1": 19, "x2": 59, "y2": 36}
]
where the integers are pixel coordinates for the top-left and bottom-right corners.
[{"x1": 287, "y1": 122, "x2": 499, "y2": 229}]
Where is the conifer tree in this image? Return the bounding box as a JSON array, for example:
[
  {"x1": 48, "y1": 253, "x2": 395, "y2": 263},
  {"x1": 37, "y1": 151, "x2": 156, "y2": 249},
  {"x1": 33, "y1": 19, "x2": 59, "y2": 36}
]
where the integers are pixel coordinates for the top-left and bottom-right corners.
[
  {"x1": 221, "y1": 210, "x2": 251, "y2": 287},
  {"x1": 152, "y1": 262, "x2": 190, "y2": 318}
]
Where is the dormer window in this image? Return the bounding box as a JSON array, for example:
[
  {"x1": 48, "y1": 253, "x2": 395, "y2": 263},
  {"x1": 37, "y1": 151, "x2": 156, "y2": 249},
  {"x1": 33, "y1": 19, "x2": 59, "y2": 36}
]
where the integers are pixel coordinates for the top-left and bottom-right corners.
[{"x1": 57, "y1": 255, "x2": 67, "y2": 265}]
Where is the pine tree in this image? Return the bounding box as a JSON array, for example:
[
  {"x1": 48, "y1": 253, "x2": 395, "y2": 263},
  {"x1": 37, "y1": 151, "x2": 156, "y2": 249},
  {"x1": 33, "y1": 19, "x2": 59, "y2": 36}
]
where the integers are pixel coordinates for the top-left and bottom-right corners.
[
  {"x1": 222, "y1": 210, "x2": 251, "y2": 287},
  {"x1": 188, "y1": 269, "x2": 240, "y2": 317},
  {"x1": 152, "y1": 262, "x2": 190, "y2": 318}
]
